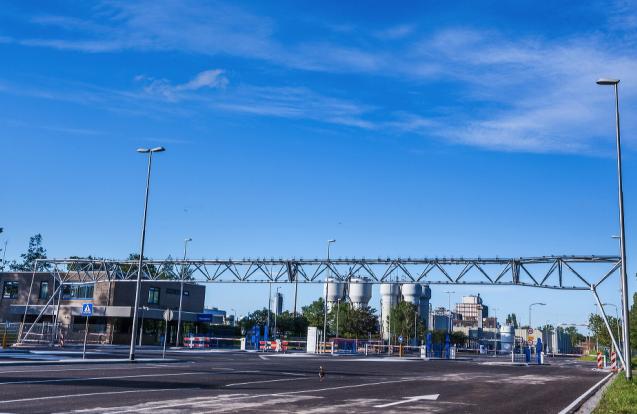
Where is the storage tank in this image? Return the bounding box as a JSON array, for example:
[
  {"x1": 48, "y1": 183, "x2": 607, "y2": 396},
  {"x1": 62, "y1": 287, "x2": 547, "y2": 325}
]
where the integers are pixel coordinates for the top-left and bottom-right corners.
[
  {"x1": 500, "y1": 325, "x2": 514, "y2": 353},
  {"x1": 380, "y1": 283, "x2": 401, "y2": 340},
  {"x1": 323, "y1": 277, "x2": 345, "y2": 311},
  {"x1": 420, "y1": 284, "x2": 432, "y2": 329},
  {"x1": 348, "y1": 277, "x2": 372, "y2": 309},
  {"x1": 401, "y1": 283, "x2": 422, "y2": 305}
]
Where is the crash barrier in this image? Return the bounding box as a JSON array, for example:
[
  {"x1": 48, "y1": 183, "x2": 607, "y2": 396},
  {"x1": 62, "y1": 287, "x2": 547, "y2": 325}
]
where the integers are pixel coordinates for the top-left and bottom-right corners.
[
  {"x1": 259, "y1": 340, "x2": 288, "y2": 352},
  {"x1": 185, "y1": 336, "x2": 241, "y2": 349},
  {"x1": 186, "y1": 336, "x2": 210, "y2": 349}
]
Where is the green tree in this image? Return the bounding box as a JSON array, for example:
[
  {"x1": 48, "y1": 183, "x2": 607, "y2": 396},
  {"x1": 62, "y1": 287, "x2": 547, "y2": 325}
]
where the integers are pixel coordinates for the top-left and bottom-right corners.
[
  {"x1": 328, "y1": 302, "x2": 378, "y2": 339},
  {"x1": 388, "y1": 302, "x2": 425, "y2": 343},
  {"x1": 588, "y1": 313, "x2": 621, "y2": 349},
  {"x1": 506, "y1": 313, "x2": 519, "y2": 328},
  {"x1": 302, "y1": 298, "x2": 326, "y2": 327},
  {"x1": 10, "y1": 234, "x2": 51, "y2": 271}
]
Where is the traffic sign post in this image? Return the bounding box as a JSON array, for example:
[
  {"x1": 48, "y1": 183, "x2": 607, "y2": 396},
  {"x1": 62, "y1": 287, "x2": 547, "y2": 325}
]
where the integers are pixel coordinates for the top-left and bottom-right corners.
[
  {"x1": 81, "y1": 303, "x2": 93, "y2": 360},
  {"x1": 162, "y1": 309, "x2": 173, "y2": 359}
]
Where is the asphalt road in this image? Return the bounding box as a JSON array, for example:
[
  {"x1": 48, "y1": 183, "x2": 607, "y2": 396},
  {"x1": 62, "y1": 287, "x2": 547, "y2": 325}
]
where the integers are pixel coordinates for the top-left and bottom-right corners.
[{"x1": 0, "y1": 350, "x2": 606, "y2": 413}]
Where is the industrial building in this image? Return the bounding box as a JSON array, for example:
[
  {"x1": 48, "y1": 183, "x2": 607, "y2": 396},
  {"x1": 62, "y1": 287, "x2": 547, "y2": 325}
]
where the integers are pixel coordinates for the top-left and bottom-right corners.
[
  {"x1": 0, "y1": 271, "x2": 205, "y2": 344},
  {"x1": 455, "y1": 294, "x2": 488, "y2": 329}
]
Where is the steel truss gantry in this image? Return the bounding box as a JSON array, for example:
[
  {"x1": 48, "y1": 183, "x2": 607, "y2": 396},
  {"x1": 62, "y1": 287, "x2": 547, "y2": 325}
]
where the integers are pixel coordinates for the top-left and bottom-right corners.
[
  {"x1": 21, "y1": 255, "x2": 628, "y2": 371},
  {"x1": 36, "y1": 255, "x2": 619, "y2": 290}
]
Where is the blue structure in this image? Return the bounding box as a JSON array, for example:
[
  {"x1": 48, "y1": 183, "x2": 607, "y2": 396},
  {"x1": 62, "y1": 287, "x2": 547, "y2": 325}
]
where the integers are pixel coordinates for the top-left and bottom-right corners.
[{"x1": 536, "y1": 338, "x2": 543, "y2": 364}]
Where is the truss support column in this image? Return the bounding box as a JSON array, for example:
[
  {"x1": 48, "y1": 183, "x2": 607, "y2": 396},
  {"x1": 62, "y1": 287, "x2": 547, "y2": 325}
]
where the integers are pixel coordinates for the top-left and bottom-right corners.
[
  {"x1": 591, "y1": 285, "x2": 627, "y2": 371},
  {"x1": 20, "y1": 281, "x2": 63, "y2": 343},
  {"x1": 18, "y1": 259, "x2": 38, "y2": 341}
]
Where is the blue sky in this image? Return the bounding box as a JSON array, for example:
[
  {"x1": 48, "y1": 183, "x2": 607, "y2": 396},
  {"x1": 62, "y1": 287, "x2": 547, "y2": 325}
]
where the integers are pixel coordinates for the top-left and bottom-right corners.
[{"x1": 2, "y1": 1, "x2": 637, "y2": 329}]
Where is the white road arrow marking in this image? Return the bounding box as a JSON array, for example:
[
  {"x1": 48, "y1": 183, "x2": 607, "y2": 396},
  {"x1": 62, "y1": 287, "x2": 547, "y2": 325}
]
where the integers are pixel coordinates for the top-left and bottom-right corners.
[{"x1": 373, "y1": 394, "x2": 440, "y2": 408}]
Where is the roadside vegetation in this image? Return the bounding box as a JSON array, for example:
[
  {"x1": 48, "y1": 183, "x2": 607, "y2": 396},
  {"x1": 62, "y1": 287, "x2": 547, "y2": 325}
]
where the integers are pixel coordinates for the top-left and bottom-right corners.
[{"x1": 593, "y1": 358, "x2": 637, "y2": 414}]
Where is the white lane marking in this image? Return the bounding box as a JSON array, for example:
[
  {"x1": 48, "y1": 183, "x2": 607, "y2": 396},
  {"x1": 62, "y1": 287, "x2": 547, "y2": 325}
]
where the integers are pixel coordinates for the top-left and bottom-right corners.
[
  {"x1": 280, "y1": 372, "x2": 306, "y2": 376},
  {"x1": 373, "y1": 394, "x2": 440, "y2": 408},
  {"x1": 0, "y1": 388, "x2": 182, "y2": 405},
  {"x1": 226, "y1": 377, "x2": 310, "y2": 387},
  {"x1": 0, "y1": 365, "x2": 167, "y2": 375},
  {"x1": 107, "y1": 377, "x2": 434, "y2": 413},
  {"x1": 258, "y1": 355, "x2": 269, "y2": 360},
  {"x1": 0, "y1": 371, "x2": 202, "y2": 385},
  {"x1": 558, "y1": 372, "x2": 614, "y2": 414}
]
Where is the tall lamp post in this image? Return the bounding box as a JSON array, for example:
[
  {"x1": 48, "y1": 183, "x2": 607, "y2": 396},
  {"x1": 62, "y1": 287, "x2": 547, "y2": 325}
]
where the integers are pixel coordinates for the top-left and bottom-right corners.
[
  {"x1": 176, "y1": 237, "x2": 192, "y2": 347},
  {"x1": 597, "y1": 78, "x2": 632, "y2": 380},
  {"x1": 323, "y1": 239, "x2": 336, "y2": 347},
  {"x1": 443, "y1": 291, "x2": 455, "y2": 333},
  {"x1": 129, "y1": 146, "x2": 165, "y2": 361},
  {"x1": 528, "y1": 303, "x2": 546, "y2": 329}
]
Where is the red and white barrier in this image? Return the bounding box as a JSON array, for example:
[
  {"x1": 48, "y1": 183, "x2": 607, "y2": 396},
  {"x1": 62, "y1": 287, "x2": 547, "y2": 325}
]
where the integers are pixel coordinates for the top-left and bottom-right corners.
[
  {"x1": 185, "y1": 336, "x2": 211, "y2": 349},
  {"x1": 610, "y1": 352, "x2": 617, "y2": 371},
  {"x1": 597, "y1": 352, "x2": 603, "y2": 369}
]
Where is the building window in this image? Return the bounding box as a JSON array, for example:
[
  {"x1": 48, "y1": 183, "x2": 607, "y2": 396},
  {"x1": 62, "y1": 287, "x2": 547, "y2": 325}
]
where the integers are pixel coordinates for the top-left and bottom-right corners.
[
  {"x1": 2, "y1": 281, "x2": 18, "y2": 299},
  {"x1": 148, "y1": 287, "x2": 160, "y2": 305},
  {"x1": 39, "y1": 281, "x2": 49, "y2": 299},
  {"x1": 167, "y1": 288, "x2": 189, "y2": 296},
  {"x1": 61, "y1": 283, "x2": 94, "y2": 300}
]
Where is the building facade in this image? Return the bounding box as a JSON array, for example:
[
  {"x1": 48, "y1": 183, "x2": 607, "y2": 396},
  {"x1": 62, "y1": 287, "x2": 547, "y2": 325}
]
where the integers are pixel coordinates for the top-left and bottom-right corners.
[{"x1": 0, "y1": 272, "x2": 205, "y2": 344}]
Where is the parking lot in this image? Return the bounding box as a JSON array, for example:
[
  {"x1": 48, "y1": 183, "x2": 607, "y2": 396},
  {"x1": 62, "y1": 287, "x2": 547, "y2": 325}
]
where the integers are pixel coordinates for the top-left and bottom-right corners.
[{"x1": 0, "y1": 349, "x2": 607, "y2": 413}]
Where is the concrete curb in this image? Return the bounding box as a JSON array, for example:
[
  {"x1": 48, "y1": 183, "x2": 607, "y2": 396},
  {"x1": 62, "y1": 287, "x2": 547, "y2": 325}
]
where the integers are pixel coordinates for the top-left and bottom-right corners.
[
  {"x1": 0, "y1": 358, "x2": 180, "y2": 366},
  {"x1": 559, "y1": 372, "x2": 615, "y2": 414}
]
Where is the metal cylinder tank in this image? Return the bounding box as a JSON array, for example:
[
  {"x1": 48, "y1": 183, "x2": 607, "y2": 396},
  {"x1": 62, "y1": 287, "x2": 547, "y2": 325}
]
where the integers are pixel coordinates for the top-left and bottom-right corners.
[
  {"x1": 500, "y1": 325, "x2": 515, "y2": 353},
  {"x1": 348, "y1": 277, "x2": 372, "y2": 309},
  {"x1": 323, "y1": 277, "x2": 345, "y2": 311},
  {"x1": 401, "y1": 283, "x2": 422, "y2": 305},
  {"x1": 380, "y1": 283, "x2": 401, "y2": 340},
  {"x1": 420, "y1": 284, "x2": 432, "y2": 329}
]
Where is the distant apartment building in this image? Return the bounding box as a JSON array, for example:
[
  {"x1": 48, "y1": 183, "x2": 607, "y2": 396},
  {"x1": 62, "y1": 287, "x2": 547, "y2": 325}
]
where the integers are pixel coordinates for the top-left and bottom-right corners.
[{"x1": 0, "y1": 272, "x2": 205, "y2": 344}]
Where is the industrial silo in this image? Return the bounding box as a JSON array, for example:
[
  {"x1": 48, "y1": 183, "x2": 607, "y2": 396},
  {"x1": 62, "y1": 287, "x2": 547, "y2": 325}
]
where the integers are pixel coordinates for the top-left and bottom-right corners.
[
  {"x1": 401, "y1": 283, "x2": 422, "y2": 306},
  {"x1": 380, "y1": 283, "x2": 400, "y2": 340},
  {"x1": 500, "y1": 325, "x2": 515, "y2": 353},
  {"x1": 348, "y1": 277, "x2": 372, "y2": 309},
  {"x1": 323, "y1": 277, "x2": 345, "y2": 311}
]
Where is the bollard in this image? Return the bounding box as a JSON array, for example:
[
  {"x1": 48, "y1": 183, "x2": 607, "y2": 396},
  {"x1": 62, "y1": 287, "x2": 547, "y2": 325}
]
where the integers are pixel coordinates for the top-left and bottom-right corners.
[
  {"x1": 511, "y1": 350, "x2": 515, "y2": 363},
  {"x1": 597, "y1": 352, "x2": 603, "y2": 369},
  {"x1": 365, "y1": 343, "x2": 368, "y2": 356},
  {"x1": 603, "y1": 355, "x2": 607, "y2": 369},
  {"x1": 540, "y1": 352, "x2": 544, "y2": 365},
  {"x1": 610, "y1": 352, "x2": 617, "y2": 371}
]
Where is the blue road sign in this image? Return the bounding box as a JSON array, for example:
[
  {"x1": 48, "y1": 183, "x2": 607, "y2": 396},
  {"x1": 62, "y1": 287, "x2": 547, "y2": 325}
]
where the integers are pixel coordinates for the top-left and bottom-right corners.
[
  {"x1": 398, "y1": 335, "x2": 404, "y2": 343},
  {"x1": 197, "y1": 313, "x2": 213, "y2": 322},
  {"x1": 81, "y1": 303, "x2": 93, "y2": 316}
]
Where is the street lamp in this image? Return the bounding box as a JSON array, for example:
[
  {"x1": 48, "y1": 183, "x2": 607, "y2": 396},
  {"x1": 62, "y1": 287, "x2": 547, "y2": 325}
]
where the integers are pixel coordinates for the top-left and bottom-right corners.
[
  {"x1": 129, "y1": 146, "x2": 165, "y2": 361},
  {"x1": 323, "y1": 239, "x2": 336, "y2": 348},
  {"x1": 176, "y1": 237, "x2": 192, "y2": 347},
  {"x1": 528, "y1": 303, "x2": 546, "y2": 329},
  {"x1": 597, "y1": 78, "x2": 632, "y2": 380},
  {"x1": 443, "y1": 291, "x2": 455, "y2": 333}
]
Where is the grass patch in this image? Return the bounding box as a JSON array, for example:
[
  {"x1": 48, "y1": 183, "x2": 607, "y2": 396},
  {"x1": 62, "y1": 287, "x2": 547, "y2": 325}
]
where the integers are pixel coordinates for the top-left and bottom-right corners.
[
  {"x1": 580, "y1": 354, "x2": 598, "y2": 362},
  {"x1": 593, "y1": 375, "x2": 637, "y2": 414}
]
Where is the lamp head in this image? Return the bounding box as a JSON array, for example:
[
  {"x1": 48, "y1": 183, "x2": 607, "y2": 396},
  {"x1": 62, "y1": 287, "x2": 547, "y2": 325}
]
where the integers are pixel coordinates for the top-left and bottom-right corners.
[{"x1": 596, "y1": 78, "x2": 620, "y2": 86}]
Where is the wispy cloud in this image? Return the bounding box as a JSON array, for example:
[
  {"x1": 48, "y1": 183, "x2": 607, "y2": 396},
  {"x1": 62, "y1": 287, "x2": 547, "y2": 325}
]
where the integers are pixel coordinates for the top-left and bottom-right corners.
[
  {"x1": 5, "y1": 1, "x2": 637, "y2": 153},
  {"x1": 136, "y1": 69, "x2": 228, "y2": 101}
]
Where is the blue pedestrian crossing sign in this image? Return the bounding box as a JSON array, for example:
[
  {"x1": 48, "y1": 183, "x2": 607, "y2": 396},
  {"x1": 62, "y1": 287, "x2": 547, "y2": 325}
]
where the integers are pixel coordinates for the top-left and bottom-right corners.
[{"x1": 81, "y1": 303, "x2": 93, "y2": 316}]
